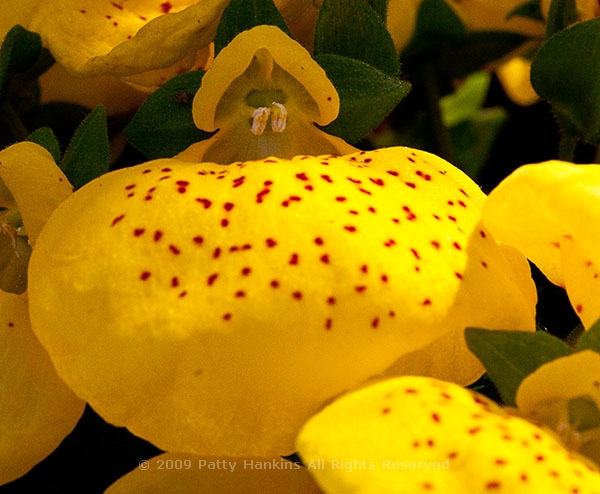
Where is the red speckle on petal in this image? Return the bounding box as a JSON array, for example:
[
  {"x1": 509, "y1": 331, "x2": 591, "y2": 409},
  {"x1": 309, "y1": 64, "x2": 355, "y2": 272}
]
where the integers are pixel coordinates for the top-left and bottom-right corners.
[
  {"x1": 224, "y1": 202, "x2": 234, "y2": 211},
  {"x1": 314, "y1": 237, "x2": 324, "y2": 245},
  {"x1": 405, "y1": 181, "x2": 416, "y2": 189},
  {"x1": 296, "y1": 172, "x2": 309, "y2": 181},
  {"x1": 321, "y1": 174, "x2": 333, "y2": 183},
  {"x1": 160, "y1": 2, "x2": 173, "y2": 13},
  {"x1": 270, "y1": 280, "x2": 280, "y2": 288},
  {"x1": 193, "y1": 236, "x2": 203, "y2": 245},
  {"x1": 196, "y1": 198, "x2": 212, "y2": 208},
  {"x1": 169, "y1": 245, "x2": 181, "y2": 255},
  {"x1": 207, "y1": 273, "x2": 219, "y2": 286},
  {"x1": 256, "y1": 189, "x2": 271, "y2": 203},
  {"x1": 320, "y1": 254, "x2": 330, "y2": 264},
  {"x1": 289, "y1": 253, "x2": 299, "y2": 265},
  {"x1": 171, "y1": 277, "x2": 179, "y2": 287},
  {"x1": 422, "y1": 299, "x2": 432, "y2": 306},
  {"x1": 344, "y1": 225, "x2": 357, "y2": 232},
  {"x1": 266, "y1": 238, "x2": 277, "y2": 248},
  {"x1": 292, "y1": 291, "x2": 303, "y2": 300},
  {"x1": 140, "y1": 271, "x2": 151, "y2": 280},
  {"x1": 370, "y1": 178, "x2": 384, "y2": 186},
  {"x1": 153, "y1": 230, "x2": 163, "y2": 242},
  {"x1": 486, "y1": 481, "x2": 501, "y2": 490},
  {"x1": 111, "y1": 214, "x2": 125, "y2": 226},
  {"x1": 133, "y1": 228, "x2": 145, "y2": 237}
]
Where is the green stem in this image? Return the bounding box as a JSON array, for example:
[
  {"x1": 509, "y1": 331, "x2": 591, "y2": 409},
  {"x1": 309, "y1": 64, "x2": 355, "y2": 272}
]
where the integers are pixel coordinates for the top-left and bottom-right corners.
[
  {"x1": 420, "y1": 62, "x2": 457, "y2": 164},
  {"x1": 1, "y1": 99, "x2": 28, "y2": 141},
  {"x1": 558, "y1": 131, "x2": 577, "y2": 162}
]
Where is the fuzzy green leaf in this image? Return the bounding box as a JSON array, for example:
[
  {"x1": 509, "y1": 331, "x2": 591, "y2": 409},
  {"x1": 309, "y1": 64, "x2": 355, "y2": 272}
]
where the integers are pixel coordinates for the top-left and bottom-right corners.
[
  {"x1": 575, "y1": 319, "x2": 600, "y2": 353},
  {"x1": 124, "y1": 71, "x2": 210, "y2": 160},
  {"x1": 545, "y1": 0, "x2": 578, "y2": 38},
  {"x1": 28, "y1": 127, "x2": 61, "y2": 164},
  {"x1": 60, "y1": 106, "x2": 109, "y2": 189},
  {"x1": 214, "y1": 0, "x2": 290, "y2": 54},
  {"x1": 0, "y1": 25, "x2": 42, "y2": 95},
  {"x1": 465, "y1": 327, "x2": 574, "y2": 406},
  {"x1": 315, "y1": 53, "x2": 411, "y2": 143},
  {"x1": 315, "y1": 0, "x2": 399, "y2": 77},
  {"x1": 531, "y1": 19, "x2": 600, "y2": 143}
]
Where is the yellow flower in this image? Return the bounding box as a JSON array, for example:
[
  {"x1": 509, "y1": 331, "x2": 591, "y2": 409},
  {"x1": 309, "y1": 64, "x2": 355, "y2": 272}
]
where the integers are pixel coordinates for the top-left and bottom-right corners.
[
  {"x1": 28, "y1": 144, "x2": 535, "y2": 458},
  {"x1": 105, "y1": 452, "x2": 322, "y2": 493},
  {"x1": 0, "y1": 142, "x2": 74, "y2": 293},
  {"x1": 296, "y1": 376, "x2": 600, "y2": 493},
  {"x1": 176, "y1": 25, "x2": 357, "y2": 164},
  {"x1": 516, "y1": 350, "x2": 600, "y2": 467},
  {"x1": 25, "y1": 0, "x2": 230, "y2": 91},
  {"x1": 0, "y1": 142, "x2": 84, "y2": 485},
  {"x1": 482, "y1": 161, "x2": 600, "y2": 328}
]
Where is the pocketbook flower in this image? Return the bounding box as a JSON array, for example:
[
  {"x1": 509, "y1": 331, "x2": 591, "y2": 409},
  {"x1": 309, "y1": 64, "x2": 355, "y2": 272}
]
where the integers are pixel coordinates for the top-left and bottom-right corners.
[
  {"x1": 27, "y1": 144, "x2": 535, "y2": 458},
  {"x1": 26, "y1": 0, "x2": 230, "y2": 90},
  {"x1": 296, "y1": 376, "x2": 600, "y2": 493},
  {"x1": 482, "y1": 161, "x2": 600, "y2": 328},
  {"x1": 176, "y1": 25, "x2": 357, "y2": 163}
]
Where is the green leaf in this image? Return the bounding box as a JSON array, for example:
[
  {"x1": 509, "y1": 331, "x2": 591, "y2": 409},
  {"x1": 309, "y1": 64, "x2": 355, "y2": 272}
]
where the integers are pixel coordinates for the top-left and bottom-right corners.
[
  {"x1": 367, "y1": 0, "x2": 388, "y2": 21},
  {"x1": 464, "y1": 327, "x2": 574, "y2": 406},
  {"x1": 545, "y1": 0, "x2": 578, "y2": 38},
  {"x1": 441, "y1": 72, "x2": 491, "y2": 128},
  {"x1": 531, "y1": 19, "x2": 600, "y2": 143},
  {"x1": 124, "y1": 71, "x2": 210, "y2": 160},
  {"x1": 508, "y1": 0, "x2": 544, "y2": 21},
  {"x1": 60, "y1": 105, "x2": 109, "y2": 190},
  {"x1": 0, "y1": 25, "x2": 42, "y2": 95},
  {"x1": 214, "y1": 0, "x2": 290, "y2": 54},
  {"x1": 315, "y1": 0, "x2": 399, "y2": 77},
  {"x1": 401, "y1": 0, "x2": 465, "y2": 63},
  {"x1": 575, "y1": 319, "x2": 600, "y2": 353},
  {"x1": 28, "y1": 127, "x2": 61, "y2": 164},
  {"x1": 315, "y1": 53, "x2": 411, "y2": 143}
]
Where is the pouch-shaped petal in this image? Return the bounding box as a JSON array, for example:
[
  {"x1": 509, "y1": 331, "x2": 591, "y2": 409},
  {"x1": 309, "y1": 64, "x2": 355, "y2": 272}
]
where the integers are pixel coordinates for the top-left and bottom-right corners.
[
  {"x1": 482, "y1": 161, "x2": 600, "y2": 327},
  {"x1": 27, "y1": 0, "x2": 229, "y2": 90},
  {"x1": 516, "y1": 350, "x2": 600, "y2": 466},
  {"x1": 28, "y1": 146, "x2": 535, "y2": 457},
  {"x1": 105, "y1": 452, "x2": 321, "y2": 493},
  {"x1": 178, "y1": 25, "x2": 357, "y2": 163},
  {"x1": 0, "y1": 291, "x2": 84, "y2": 485},
  {"x1": 296, "y1": 376, "x2": 600, "y2": 493}
]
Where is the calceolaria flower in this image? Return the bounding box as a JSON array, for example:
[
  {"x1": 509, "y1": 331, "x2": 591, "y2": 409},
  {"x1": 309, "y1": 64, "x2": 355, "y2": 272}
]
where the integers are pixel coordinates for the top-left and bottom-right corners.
[
  {"x1": 0, "y1": 142, "x2": 74, "y2": 293},
  {"x1": 28, "y1": 142, "x2": 535, "y2": 458},
  {"x1": 176, "y1": 25, "x2": 358, "y2": 163},
  {"x1": 0, "y1": 142, "x2": 84, "y2": 485},
  {"x1": 26, "y1": 0, "x2": 230, "y2": 90},
  {"x1": 296, "y1": 376, "x2": 600, "y2": 493},
  {"x1": 515, "y1": 350, "x2": 600, "y2": 467},
  {"x1": 482, "y1": 161, "x2": 600, "y2": 328},
  {"x1": 105, "y1": 452, "x2": 321, "y2": 493}
]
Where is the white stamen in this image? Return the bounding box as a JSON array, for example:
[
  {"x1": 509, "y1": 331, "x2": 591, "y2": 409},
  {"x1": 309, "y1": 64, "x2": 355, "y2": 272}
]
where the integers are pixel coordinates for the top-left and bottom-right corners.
[
  {"x1": 270, "y1": 102, "x2": 288, "y2": 133},
  {"x1": 251, "y1": 107, "x2": 270, "y2": 135}
]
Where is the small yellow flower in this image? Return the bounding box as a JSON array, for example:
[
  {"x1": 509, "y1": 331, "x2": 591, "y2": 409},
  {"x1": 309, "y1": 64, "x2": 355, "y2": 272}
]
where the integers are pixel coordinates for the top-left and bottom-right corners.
[
  {"x1": 28, "y1": 145, "x2": 535, "y2": 457},
  {"x1": 0, "y1": 142, "x2": 84, "y2": 485},
  {"x1": 482, "y1": 161, "x2": 600, "y2": 328},
  {"x1": 516, "y1": 350, "x2": 600, "y2": 467},
  {"x1": 26, "y1": 0, "x2": 230, "y2": 91},
  {"x1": 296, "y1": 376, "x2": 600, "y2": 493},
  {"x1": 105, "y1": 452, "x2": 322, "y2": 493},
  {"x1": 176, "y1": 25, "x2": 358, "y2": 164}
]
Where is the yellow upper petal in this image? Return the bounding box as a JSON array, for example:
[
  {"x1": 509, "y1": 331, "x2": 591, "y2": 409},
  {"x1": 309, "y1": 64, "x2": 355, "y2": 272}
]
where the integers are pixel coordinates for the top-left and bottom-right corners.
[
  {"x1": 0, "y1": 142, "x2": 73, "y2": 293},
  {"x1": 296, "y1": 376, "x2": 600, "y2": 493},
  {"x1": 483, "y1": 161, "x2": 600, "y2": 327},
  {"x1": 0, "y1": 290, "x2": 84, "y2": 485},
  {"x1": 105, "y1": 452, "x2": 322, "y2": 494},
  {"x1": 178, "y1": 25, "x2": 355, "y2": 163},
  {"x1": 28, "y1": 146, "x2": 535, "y2": 457},
  {"x1": 27, "y1": 0, "x2": 228, "y2": 89}
]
